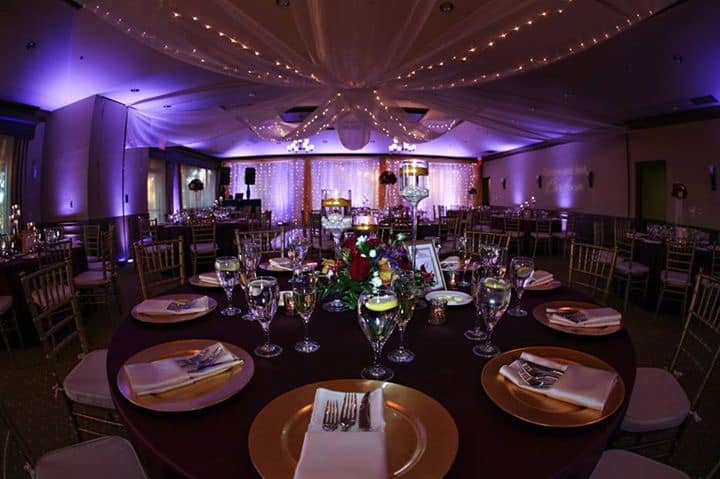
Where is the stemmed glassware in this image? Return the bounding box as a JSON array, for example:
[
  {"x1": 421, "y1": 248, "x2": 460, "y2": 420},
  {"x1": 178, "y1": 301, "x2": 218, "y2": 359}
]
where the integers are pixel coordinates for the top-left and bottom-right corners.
[
  {"x1": 399, "y1": 159, "x2": 429, "y2": 268},
  {"x1": 247, "y1": 276, "x2": 282, "y2": 358},
  {"x1": 215, "y1": 256, "x2": 241, "y2": 316},
  {"x1": 287, "y1": 236, "x2": 310, "y2": 270},
  {"x1": 466, "y1": 245, "x2": 507, "y2": 341},
  {"x1": 456, "y1": 234, "x2": 472, "y2": 288},
  {"x1": 238, "y1": 240, "x2": 261, "y2": 321},
  {"x1": 472, "y1": 277, "x2": 512, "y2": 358},
  {"x1": 388, "y1": 273, "x2": 417, "y2": 363},
  {"x1": 357, "y1": 287, "x2": 399, "y2": 380},
  {"x1": 508, "y1": 257, "x2": 535, "y2": 317},
  {"x1": 321, "y1": 188, "x2": 352, "y2": 312},
  {"x1": 292, "y1": 267, "x2": 320, "y2": 353}
]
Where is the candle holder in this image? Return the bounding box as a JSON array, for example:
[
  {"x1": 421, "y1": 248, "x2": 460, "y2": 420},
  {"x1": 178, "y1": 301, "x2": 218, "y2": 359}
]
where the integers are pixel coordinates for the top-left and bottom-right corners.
[
  {"x1": 428, "y1": 297, "x2": 448, "y2": 325},
  {"x1": 399, "y1": 159, "x2": 429, "y2": 269},
  {"x1": 321, "y1": 188, "x2": 352, "y2": 312}
]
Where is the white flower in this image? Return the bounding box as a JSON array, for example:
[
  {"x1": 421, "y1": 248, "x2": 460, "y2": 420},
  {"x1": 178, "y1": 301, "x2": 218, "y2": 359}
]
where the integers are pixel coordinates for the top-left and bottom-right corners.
[
  {"x1": 369, "y1": 249, "x2": 377, "y2": 258},
  {"x1": 356, "y1": 235, "x2": 368, "y2": 246},
  {"x1": 370, "y1": 272, "x2": 382, "y2": 288}
]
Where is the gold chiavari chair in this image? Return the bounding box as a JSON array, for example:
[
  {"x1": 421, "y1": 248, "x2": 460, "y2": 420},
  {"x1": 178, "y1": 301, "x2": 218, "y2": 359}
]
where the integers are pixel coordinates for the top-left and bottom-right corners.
[
  {"x1": 504, "y1": 217, "x2": 524, "y2": 255},
  {"x1": 614, "y1": 235, "x2": 650, "y2": 311},
  {"x1": 83, "y1": 224, "x2": 101, "y2": 262},
  {"x1": 568, "y1": 241, "x2": 617, "y2": 304},
  {"x1": 249, "y1": 210, "x2": 273, "y2": 231},
  {"x1": 73, "y1": 229, "x2": 121, "y2": 313},
  {"x1": 0, "y1": 296, "x2": 23, "y2": 353},
  {"x1": 189, "y1": 222, "x2": 217, "y2": 274},
  {"x1": 530, "y1": 218, "x2": 553, "y2": 257},
  {"x1": 38, "y1": 238, "x2": 73, "y2": 268},
  {"x1": 656, "y1": 241, "x2": 696, "y2": 316},
  {"x1": 308, "y1": 211, "x2": 333, "y2": 259},
  {"x1": 613, "y1": 218, "x2": 634, "y2": 246},
  {"x1": 615, "y1": 273, "x2": 720, "y2": 460},
  {"x1": 710, "y1": 246, "x2": 720, "y2": 278},
  {"x1": 137, "y1": 216, "x2": 158, "y2": 244},
  {"x1": 466, "y1": 231, "x2": 510, "y2": 254},
  {"x1": 20, "y1": 259, "x2": 124, "y2": 440},
  {"x1": 376, "y1": 226, "x2": 394, "y2": 244},
  {"x1": 592, "y1": 220, "x2": 605, "y2": 246},
  {"x1": 552, "y1": 214, "x2": 577, "y2": 256},
  {"x1": 135, "y1": 237, "x2": 186, "y2": 300},
  {"x1": 235, "y1": 227, "x2": 285, "y2": 257},
  {"x1": 1, "y1": 399, "x2": 148, "y2": 478}
]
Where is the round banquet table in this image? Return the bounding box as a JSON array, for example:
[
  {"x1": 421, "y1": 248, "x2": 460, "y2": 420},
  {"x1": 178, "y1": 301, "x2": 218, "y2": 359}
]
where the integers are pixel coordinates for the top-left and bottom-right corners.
[{"x1": 107, "y1": 280, "x2": 635, "y2": 479}]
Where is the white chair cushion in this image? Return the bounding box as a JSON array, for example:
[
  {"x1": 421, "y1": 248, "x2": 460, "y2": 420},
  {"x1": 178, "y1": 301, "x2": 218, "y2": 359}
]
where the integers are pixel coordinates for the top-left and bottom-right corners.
[
  {"x1": 590, "y1": 449, "x2": 690, "y2": 479},
  {"x1": 615, "y1": 261, "x2": 650, "y2": 276},
  {"x1": 36, "y1": 436, "x2": 147, "y2": 479},
  {"x1": 63, "y1": 349, "x2": 115, "y2": 409},
  {"x1": 621, "y1": 367, "x2": 690, "y2": 433},
  {"x1": 73, "y1": 271, "x2": 111, "y2": 287},
  {"x1": 191, "y1": 242, "x2": 217, "y2": 254},
  {"x1": 661, "y1": 270, "x2": 690, "y2": 286},
  {"x1": 87, "y1": 260, "x2": 112, "y2": 271},
  {"x1": 0, "y1": 295, "x2": 12, "y2": 314},
  {"x1": 530, "y1": 232, "x2": 552, "y2": 239},
  {"x1": 31, "y1": 285, "x2": 73, "y2": 309}
]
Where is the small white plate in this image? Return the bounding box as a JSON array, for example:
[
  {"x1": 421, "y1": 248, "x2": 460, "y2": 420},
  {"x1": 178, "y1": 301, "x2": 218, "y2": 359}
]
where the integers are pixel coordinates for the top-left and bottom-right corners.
[{"x1": 425, "y1": 290, "x2": 473, "y2": 306}]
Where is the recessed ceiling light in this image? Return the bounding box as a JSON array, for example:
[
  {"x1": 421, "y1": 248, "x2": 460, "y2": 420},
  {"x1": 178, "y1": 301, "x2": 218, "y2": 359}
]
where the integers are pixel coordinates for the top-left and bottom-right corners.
[
  {"x1": 130, "y1": 88, "x2": 140, "y2": 92},
  {"x1": 163, "y1": 104, "x2": 172, "y2": 108},
  {"x1": 439, "y1": 2, "x2": 454, "y2": 13},
  {"x1": 25, "y1": 40, "x2": 36, "y2": 50},
  {"x1": 673, "y1": 55, "x2": 683, "y2": 64},
  {"x1": 276, "y1": 0, "x2": 290, "y2": 7}
]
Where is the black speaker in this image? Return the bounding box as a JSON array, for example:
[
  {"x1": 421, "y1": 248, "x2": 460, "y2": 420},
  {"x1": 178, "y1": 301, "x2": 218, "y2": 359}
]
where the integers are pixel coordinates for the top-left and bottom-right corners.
[
  {"x1": 219, "y1": 167, "x2": 231, "y2": 186},
  {"x1": 244, "y1": 167, "x2": 256, "y2": 185}
]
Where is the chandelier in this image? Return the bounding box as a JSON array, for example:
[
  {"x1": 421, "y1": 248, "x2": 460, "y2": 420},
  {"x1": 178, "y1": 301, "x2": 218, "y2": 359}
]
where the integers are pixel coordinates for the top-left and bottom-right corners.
[
  {"x1": 287, "y1": 138, "x2": 315, "y2": 153},
  {"x1": 388, "y1": 137, "x2": 416, "y2": 153}
]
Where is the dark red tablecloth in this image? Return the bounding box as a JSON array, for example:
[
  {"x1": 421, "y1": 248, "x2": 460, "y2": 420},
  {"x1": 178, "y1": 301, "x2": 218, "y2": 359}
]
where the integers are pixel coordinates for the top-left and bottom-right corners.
[{"x1": 107, "y1": 283, "x2": 635, "y2": 479}]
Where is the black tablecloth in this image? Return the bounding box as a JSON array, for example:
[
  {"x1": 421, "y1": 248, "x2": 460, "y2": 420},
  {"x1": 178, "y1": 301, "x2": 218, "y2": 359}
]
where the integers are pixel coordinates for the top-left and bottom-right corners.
[{"x1": 107, "y1": 279, "x2": 635, "y2": 479}]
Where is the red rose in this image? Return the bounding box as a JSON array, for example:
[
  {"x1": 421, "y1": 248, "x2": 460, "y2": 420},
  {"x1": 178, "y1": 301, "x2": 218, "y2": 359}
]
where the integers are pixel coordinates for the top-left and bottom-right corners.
[
  {"x1": 343, "y1": 238, "x2": 358, "y2": 252},
  {"x1": 367, "y1": 238, "x2": 381, "y2": 248},
  {"x1": 399, "y1": 256, "x2": 412, "y2": 270},
  {"x1": 349, "y1": 256, "x2": 371, "y2": 281}
]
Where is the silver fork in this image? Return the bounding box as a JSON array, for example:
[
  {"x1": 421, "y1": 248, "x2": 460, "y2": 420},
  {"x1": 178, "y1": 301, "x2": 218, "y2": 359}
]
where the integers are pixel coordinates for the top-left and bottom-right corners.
[
  {"x1": 339, "y1": 393, "x2": 358, "y2": 431},
  {"x1": 322, "y1": 400, "x2": 339, "y2": 431},
  {"x1": 518, "y1": 367, "x2": 558, "y2": 389}
]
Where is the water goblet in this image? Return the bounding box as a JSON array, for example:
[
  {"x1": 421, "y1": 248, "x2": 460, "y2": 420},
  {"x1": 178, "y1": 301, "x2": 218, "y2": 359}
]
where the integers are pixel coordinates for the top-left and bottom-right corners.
[
  {"x1": 472, "y1": 277, "x2": 512, "y2": 357},
  {"x1": 215, "y1": 256, "x2": 241, "y2": 316},
  {"x1": 293, "y1": 267, "x2": 320, "y2": 353},
  {"x1": 456, "y1": 234, "x2": 472, "y2": 288},
  {"x1": 242, "y1": 240, "x2": 262, "y2": 275},
  {"x1": 358, "y1": 287, "x2": 399, "y2": 380},
  {"x1": 288, "y1": 236, "x2": 310, "y2": 269},
  {"x1": 388, "y1": 273, "x2": 417, "y2": 363},
  {"x1": 508, "y1": 257, "x2": 535, "y2": 317},
  {"x1": 247, "y1": 276, "x2": 282, "y2": 358}
]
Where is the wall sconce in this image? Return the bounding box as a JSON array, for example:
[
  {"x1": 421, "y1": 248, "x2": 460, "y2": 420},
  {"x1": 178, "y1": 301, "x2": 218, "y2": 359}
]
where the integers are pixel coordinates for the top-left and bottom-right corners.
[
  {"x1": 710, "y1": 165, "x2": 717, "y2": 192},
  {"x1": 587, "y1": 171, "x2": 594, "y2": 188},
  {"x1": 501, "y1": 178, "x2": 506, "y2": 190},
  {"x1": 536, "y1": 175, "x2": 543, "y2": 189}
]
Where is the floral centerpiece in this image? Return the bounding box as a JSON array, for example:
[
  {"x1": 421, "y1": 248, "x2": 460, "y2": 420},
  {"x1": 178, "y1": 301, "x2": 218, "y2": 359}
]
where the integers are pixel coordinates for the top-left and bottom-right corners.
[{"x1": 318, "y1": 234, "x2": 434, "y2": 309}]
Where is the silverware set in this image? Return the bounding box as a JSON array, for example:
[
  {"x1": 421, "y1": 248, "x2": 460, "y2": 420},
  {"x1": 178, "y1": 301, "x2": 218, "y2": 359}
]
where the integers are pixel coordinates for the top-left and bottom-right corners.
[
  {"x1": 177, "y1": 345, "x2": 222, "y2": 370},
  {"x1": 517, "y1": 359, "x2": 564, "y2": 389},
  {"x1": 322, "y1": 393, "x2": 359, "y2": 431}
]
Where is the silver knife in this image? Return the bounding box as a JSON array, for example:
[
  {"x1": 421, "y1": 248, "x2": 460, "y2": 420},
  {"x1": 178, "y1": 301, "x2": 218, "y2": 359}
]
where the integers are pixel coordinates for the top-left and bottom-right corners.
[{"x1": 358, "y1": 392, "x2": 371, "y2": 431}]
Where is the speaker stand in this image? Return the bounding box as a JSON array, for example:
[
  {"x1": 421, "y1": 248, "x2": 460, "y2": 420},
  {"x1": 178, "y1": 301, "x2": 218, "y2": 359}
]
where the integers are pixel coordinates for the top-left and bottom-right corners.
[{"x1": 246, "y1": 184, "x2": 251, "y2": 199}]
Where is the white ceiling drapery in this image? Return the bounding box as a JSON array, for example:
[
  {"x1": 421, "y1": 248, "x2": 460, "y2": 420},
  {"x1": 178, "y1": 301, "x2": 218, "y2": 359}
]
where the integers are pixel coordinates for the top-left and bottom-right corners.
[{"x1": 90, "y1": 0, "x2": 676, "y2": 151}]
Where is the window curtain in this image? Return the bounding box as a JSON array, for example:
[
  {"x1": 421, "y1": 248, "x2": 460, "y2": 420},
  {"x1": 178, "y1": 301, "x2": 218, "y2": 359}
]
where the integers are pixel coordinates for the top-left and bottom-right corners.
[
  {"x1": 310, "y1": 157, "x2": 379, "y2": 210},
  {"x1": 165, "y1": 161, "x2": 181, "y2": 215},
  {"x1": 226, "y1": 159, "x2": 304, "y2": 225},
  {"x1": 0, "y1": 136, "x2": 13, "y2": 234},
  {"x1": 10, "y1": 138, "x2": 27, "y2": 208},
  {"x1": 180, "y1": 165, "x2": 216, "y2": 210},
  {"x1": 147, "y1": 159, "x2": 167, "y2": 221}
]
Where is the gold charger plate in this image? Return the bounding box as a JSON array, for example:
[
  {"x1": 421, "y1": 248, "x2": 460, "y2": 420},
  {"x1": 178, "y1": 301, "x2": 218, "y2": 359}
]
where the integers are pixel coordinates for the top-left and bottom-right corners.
[
  {"x1": 248, "y1": 379, "x2": 458, "y2": 479},
  {"x1": 117, "y1": 339, "x2": 254, "y2": 412},
  {"x1": 532, "y1": 301, "x2": 623, "y2": 336},
  {"x1": 188, "y1": 274, "x2": 222, "y2": 288},
  {"x1": 130, "y1": 294, "x2": 217, "y2": 324},
  {"x1": 481, "y1": 346, "x2": 625, "y2": 428}
]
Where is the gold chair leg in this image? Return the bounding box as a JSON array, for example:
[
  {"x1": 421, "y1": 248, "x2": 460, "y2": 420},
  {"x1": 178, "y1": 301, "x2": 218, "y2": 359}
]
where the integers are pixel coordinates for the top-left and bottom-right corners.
[
  {"x1": 532, "y1": 237, "x2": 538, "y2": 258},
  {"x1": 655, "y1": 284, "x2": 666, "y2": 318},
  {"x1": 623, "y1": 276, "x2": 631, "y2": 311}
]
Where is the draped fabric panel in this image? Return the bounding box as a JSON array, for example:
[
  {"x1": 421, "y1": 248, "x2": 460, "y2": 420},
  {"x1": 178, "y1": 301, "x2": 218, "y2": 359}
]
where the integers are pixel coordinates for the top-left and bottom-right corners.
[
  {"x1": 10, "y1": 138, "x2": 27, "y2": 207},
  {"x1": 0, "y1": 136, "x2": 14, "y2": 233},
  {"x1": 90, "y1": 0, "x2": 674, "y2": 151},
  {"x1": 309, "y1": 157, "x2": 379, "y2": 210}
]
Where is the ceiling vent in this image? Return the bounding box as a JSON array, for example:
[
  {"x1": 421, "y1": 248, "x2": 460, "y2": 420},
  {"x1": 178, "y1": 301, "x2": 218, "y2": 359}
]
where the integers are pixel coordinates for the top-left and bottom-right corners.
[{"x1": 690, "y1": 95, "x2": 718, "y2": 106}]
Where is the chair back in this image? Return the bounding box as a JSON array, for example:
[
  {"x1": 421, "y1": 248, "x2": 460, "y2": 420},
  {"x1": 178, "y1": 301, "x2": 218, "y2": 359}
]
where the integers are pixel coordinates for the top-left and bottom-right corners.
[
  {"x1": 138, "y1": 216, "x2": 158, "y2": 241},
  {"x1": 711, "y1": 247, "x2": 720, "y2": 279},
  {"x1": 191, "y1": 223, "x2": 216, "y2": 245},
  {"x1": 467, "y1": 231, "x2": 510, "y2": 253},
  {"x1": 535, "y1": 219, "x2": 552, "y2": 235},
  {"x1": 235, "y1": 227, "x2": 285, "y2": 256},
  {"x1": 568, "y1": 241, "x2": 616, "y2": 303},
  {"x1": 504, "y1": 217, "x2": 521, "y2": 233},
  {"x1": 20, "y1": 259, "x2": 88, "y2": 360},
  {"x1": 614, "y1": 235, "x2": 636, "y2": 264},
  {"x1": 592, "y1": 221, "x2": 605, "y2": 246},
  {"x1": 377, "y1": 226, "x2": 393, "y2": 244},
  {"x1": 83, "y1": 224, "x2": 101, "y2": 257},
  {"x1": 669, "y1": 273, "x2": 720, "y2": 413},
  {"x1": 38, "y1": 238, "x2": 73, "y2": 268},
  {"x1": 613, "y1": 218, "x2": 633, "y2": 246},
  {"x1": 666, "y1": 241, "x2": 695, "y2": 275},
  {"x1": 134, "y1": 237, "x2": 185, "y2": 299},
  {"x1": 95, "y1": 229, "x2": 117, "y2": 282}
]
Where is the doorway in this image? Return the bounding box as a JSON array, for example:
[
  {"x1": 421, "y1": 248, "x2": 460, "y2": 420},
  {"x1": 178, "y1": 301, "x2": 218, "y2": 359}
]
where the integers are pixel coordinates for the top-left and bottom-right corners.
[
  {"x1": 481, "y1": 177, "x2": 490, "y2": 206},
  {"x1": 635, "y1": 161, "x2": 666, "y2": 227}
]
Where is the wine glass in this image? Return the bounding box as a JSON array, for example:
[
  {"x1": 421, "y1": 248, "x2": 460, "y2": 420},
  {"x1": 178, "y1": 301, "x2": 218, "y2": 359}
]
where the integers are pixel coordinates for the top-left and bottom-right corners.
[
  {"x1": 472, "y1": 277, "x2": 512, "y2": 357},
  {"x1": 456, "y1": 234, "x2": 472, "y2": 288},
  {"x1": 215, "y1": 256, "x2": 241, "y2": 316},
  {"x1": 287, "y1": 235, "x2": 310, "y2": 269},
  {"x1": 388, "y1": 273, "x2": 417, "y2": 363},
  {"x1": 357, "y1": 287, "x2": 399, "y2": 380},
  {"x1": 292, "y1": 267, "x2": 320, "y2": 353},
  {"x1": 399, "y1": 159, "x2": 429, "y2": 268},
  {"x1": 247, "y1": 276, "x2": 282, "y2": 358},
  {"x1": 242, "y1": 240, "x2": 262, "y2": 274},
  {"x1": 508, "y1": 257, "x2": 535, "y2": 317},
  {"x1": 321, "y1": 188, "x2": 352, "y2": 312}
]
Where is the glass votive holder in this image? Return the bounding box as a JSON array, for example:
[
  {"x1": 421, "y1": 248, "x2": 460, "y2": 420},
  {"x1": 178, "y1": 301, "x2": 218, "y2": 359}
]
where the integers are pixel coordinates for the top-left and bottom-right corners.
[
  {"x1": 428, "y1": 297, "x2": 448, "y2": 325},
  {"x1": 282, "y1": 291, "x2": 295, "y2": 316}
]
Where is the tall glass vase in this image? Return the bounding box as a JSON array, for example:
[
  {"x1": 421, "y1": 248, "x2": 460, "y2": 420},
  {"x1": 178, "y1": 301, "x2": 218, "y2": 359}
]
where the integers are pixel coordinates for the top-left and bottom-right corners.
[
  {"x1": 321, "y1": 188, "x2": 352, "y2": 312},
  {"x1": 399, "y1": 160, "x2": 429, "y2": 269}
]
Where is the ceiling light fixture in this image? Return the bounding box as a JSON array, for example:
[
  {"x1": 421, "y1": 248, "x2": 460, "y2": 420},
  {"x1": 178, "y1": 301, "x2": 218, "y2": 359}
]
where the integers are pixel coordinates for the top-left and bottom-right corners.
[
  {"x1": 439, "y1": 2, "x2": 454, "y2": 13},
  {"x1": 276, "y1": 0, "x2": 290, "y2": 7},
  {"x1": 130, "y1": 88, "x2": 140, "y2": 92},
  {"x1": 388, "y1": 137, "x2": 416, "y2": 153},
  {"x1": 287, "y1": 138, "x2": 315, "y2": 153}
]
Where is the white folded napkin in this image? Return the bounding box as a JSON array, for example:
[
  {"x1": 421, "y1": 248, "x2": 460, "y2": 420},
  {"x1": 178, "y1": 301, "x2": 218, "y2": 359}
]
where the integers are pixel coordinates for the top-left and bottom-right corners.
[
  {"x1": 135, "y1": 296, "x2": 210, "y2": 316},
  {"x1": 198, "y1": 272, "x2": 221, "y2": 286},
  {"x1": 440, "y1": 256, "x2": 460, "y2": 270},
  {"x1": 293, "y1": 388, "x2": 387, "y2": 479},
  {"x1": 547, "y1": 307, "x2": 621, "y2": 328},
  {"x1": 499, "y1": 352, "x2": 618, "y2": 411},
  {"x1": 269, "y1": 257, "x2": 294, "y2": 270},
  {"x1": 123, "y1": 342, "x2": 243, "y2": 395},
  {"x1": 528, "y1": 270, "x2": 554, "y2": 287}
]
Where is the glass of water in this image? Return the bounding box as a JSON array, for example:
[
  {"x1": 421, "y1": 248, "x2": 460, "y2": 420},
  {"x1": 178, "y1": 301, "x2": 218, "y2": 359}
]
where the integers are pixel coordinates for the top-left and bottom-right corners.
[
  {"x1": 508, "y1": 257, "x2": 535, "y2": 317},
  {"x1": 472, "y1": 277, "x2": 512, "y2": 358},
  {"x1": 288, "y1": 236, "x2": 311, "y2": 269},
  {"x1": 215, "y1": 256, "x2": 241, "y2": 316},
  {"x1": 247, "y1": 276, "x2": 282, "y2": 358},
  {"x1": 358, "y1": 287, "x2": 399, "y2": 380}
]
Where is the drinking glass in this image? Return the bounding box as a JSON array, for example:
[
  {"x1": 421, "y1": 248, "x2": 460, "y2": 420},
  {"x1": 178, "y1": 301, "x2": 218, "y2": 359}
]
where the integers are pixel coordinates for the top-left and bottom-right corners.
[
  {"x1": 357, "y1": 287, "x2": 399, "y2": 380},
  {"x1": 242, "y1": 240, "x2": 262, "y2": 274},
  {"x1": 247, "y1": 276, "x2": 282, "y2": 358},
  {"x1": 388, "y1": 273, "x2": 417, "y2": 363},
  {"x1": 472, "y1": 277, "x2": 512, "y2": 357},
  {"x1": 456, "y1": 234, "x2": 472, "y2": 288},
  {"x1": 292, "y1": 267, "x2": 320, "y2": 353},
  {"x1": 508, "y1": 257, "x2": 535, "y2": 317},
  {"x1": 237, "y1": 246, "x2": 259, "y2": 321},
  {"x1": 215, "y1": 256, "x2": 241, "y2": 316},
  {"x1": 287, "y1": 236, "x2": 310, "y2": 269}
]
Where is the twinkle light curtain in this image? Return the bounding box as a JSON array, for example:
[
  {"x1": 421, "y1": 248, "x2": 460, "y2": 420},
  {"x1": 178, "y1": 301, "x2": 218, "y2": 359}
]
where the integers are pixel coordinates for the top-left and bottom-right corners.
[
  {"x1": 90, "y1": 0, "x2": 675, "y2": 152},
  {"x1": 310, "y1": 158, "x2": 379, "y2": 210},
  {"x1": 226, "y1": 159, "x2": 304, "y2": 224}
]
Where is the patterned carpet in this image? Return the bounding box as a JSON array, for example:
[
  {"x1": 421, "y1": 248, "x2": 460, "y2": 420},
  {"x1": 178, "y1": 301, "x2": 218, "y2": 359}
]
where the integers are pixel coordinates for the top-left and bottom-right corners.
[{"x1": 1, "y1": 256, "x2": 717, "y2": 478}]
